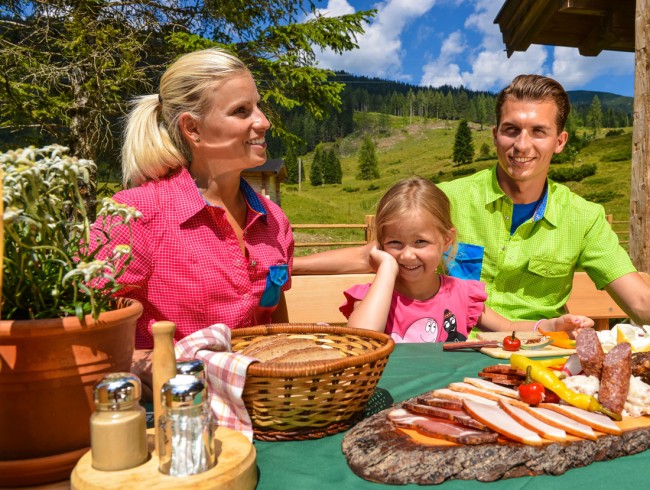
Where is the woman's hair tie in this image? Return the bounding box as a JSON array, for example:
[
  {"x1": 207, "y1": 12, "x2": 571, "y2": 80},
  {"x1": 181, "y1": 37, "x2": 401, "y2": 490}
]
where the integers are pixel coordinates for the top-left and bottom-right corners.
[{"x1": 158, "y1": 94, "x2": 163, "y2": 105}]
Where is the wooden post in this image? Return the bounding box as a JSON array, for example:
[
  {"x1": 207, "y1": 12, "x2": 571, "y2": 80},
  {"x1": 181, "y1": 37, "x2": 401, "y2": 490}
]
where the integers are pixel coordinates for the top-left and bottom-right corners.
[
  {"x1": 631, "y1": 0, "x2": 650, "y2": 272},
  {"x1": 0, "y1": 167, "x2": 3, "y2": 316},
  {"x1": 364, "y1": 215, "x2": 376, "y2": 243}
]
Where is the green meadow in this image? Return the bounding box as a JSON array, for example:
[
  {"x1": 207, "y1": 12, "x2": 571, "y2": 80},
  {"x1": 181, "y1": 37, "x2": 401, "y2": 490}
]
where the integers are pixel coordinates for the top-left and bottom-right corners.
[{"x1": 282, "y1": 114, "x2": 633, "y2": 255}]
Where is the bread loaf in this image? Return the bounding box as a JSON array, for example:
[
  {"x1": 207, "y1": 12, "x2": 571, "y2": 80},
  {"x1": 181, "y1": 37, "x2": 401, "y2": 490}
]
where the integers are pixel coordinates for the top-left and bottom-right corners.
[{"x1": 239, "y1": 334, "x2": 346, "y2": 363}]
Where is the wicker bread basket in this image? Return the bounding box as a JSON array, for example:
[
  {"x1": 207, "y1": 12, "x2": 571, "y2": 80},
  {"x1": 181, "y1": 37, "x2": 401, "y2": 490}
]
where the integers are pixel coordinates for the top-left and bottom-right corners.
[{"x1": 231, "y1": 323, "x2": 395, "y2": 441}]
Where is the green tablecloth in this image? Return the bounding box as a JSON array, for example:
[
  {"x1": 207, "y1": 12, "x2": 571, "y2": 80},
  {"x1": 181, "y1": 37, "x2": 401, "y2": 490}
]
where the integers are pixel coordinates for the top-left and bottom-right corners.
[{"x1": 253, "y1": 343, "x2": 650, "y2": 489}]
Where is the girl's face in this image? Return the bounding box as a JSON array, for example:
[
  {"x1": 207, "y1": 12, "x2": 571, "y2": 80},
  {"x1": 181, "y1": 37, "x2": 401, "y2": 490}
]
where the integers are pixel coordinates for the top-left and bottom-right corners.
[{"x1": 380, "y1": 210, "x2": 454, "y2": 291}]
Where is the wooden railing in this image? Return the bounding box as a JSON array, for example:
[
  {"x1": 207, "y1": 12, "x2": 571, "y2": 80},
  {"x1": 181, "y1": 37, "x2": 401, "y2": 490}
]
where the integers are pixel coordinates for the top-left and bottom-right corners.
[
  {"x1": 293, "y1": 214, "x2": 628, "y2": 249},
  {"x1": 606, "y1": 214, "x2": 629, "y2": 245},
  {"x1": 292, "y1": 215, "x2": 375, "y2": 248}
]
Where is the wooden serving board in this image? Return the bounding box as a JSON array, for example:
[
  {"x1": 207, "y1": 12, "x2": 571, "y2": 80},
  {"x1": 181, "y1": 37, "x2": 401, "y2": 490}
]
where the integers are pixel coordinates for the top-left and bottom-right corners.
[
  {"x1": 70, "y1": 427, "x2": 256, "y2": 490},
  {"x1": 475, "y1": 331, "x2": 575, "y2": 359},
  {"x1": 342, "y1": 394, "x2": 650, "y2": 485}
]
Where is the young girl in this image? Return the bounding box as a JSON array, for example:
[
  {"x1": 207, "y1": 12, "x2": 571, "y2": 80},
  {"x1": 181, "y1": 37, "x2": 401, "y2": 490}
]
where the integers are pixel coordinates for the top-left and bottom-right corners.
[{"x1": 339, "y1": 177, "x2": 594, "y2": 343}]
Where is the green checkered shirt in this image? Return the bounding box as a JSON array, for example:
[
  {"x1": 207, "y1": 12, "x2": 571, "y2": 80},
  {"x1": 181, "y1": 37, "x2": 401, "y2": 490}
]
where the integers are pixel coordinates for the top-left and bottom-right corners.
[{"x1": 438, "y1": 167, "x2": 636, "y2": 321}]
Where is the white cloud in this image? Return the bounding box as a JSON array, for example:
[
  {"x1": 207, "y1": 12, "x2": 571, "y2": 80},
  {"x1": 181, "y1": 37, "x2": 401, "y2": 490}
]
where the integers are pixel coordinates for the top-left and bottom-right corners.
[
  {"x1": 551, "y1": 47, "x2": 634, "y2": 90},
  {"x1": 313, "y1": 0, "x2": 437, "y2": 79}
]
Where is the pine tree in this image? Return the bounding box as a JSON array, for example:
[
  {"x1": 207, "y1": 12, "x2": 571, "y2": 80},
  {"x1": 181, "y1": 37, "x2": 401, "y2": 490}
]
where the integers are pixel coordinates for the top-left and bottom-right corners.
[
  {"x1": 452, "y1": 120, "x2": 474, "y2": 165},
  {"x1": 322, "y1": 148, "x2": 343, "y2": 184},
  {"x1": 587, "y1": 95, "x2": 603, "y2": 135},
  {"x1": 284, "y1": 147, "x2": 300, "y2": 184},
  {"x1": 309, "y1": 145, "x2": 324, "y2": 186},
  {"x1": 356, "y1": 135, "x2": 380, "y2": 180}
]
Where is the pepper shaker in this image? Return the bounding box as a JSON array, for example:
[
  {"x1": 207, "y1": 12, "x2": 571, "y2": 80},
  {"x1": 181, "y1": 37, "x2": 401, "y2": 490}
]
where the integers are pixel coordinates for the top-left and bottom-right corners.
[{"x1": 90, "y1": 372, "x2": 148, "y2": 471}]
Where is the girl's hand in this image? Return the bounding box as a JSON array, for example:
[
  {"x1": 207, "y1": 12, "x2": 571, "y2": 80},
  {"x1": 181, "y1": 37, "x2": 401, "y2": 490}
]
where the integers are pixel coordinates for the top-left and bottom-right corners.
[
  {"x1": 369, "y1": 246, "x2": 399, "y2": 277},
  {"x1": 549, "y1": 314, "x2": 595, "y2": 333}
]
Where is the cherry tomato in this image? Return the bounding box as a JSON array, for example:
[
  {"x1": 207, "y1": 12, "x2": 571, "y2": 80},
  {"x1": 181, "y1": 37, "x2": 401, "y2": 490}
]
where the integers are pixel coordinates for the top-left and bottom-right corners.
[
  {"x1": 502, "y1": 331, "x2": 521, "y2": 352},
  {"x1": 518, "y1": 366, "x2": 546, "y2": 405}
]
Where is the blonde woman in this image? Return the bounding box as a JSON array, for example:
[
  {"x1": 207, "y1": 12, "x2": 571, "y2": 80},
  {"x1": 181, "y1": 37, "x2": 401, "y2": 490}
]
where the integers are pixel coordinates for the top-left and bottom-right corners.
[{"x1": 93, "y1": 48, "x2": 293, "y2": 393}]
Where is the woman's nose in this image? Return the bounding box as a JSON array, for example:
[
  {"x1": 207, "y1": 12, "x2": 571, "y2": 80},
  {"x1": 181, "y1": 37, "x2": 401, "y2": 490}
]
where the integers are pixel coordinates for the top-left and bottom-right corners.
[{"x1": 253, "y1": 108, "x2": 271, "y2": 130}]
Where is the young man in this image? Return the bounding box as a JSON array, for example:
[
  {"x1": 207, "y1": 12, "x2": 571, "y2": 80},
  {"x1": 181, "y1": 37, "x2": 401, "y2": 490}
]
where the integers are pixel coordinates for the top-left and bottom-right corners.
[{"x1": 293, "y1": 74, "x2": 650, "y2": 326}]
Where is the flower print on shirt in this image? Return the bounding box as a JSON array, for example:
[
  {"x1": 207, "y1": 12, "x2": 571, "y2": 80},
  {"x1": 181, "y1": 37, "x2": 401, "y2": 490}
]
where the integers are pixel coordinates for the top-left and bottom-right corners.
[
  {"x1": 443, "y1": 309, "x2": 467, "y2": 342},
  {"x1": 391, "y1": 317, "x2": 439, "y2": 343}
]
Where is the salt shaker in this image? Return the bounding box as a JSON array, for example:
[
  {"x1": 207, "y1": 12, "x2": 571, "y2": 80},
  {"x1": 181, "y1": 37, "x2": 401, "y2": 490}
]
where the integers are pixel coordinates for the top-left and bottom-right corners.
[
  {"x1": 158, "y1": 374, "x2": 216, "y2": 476},
  {"x1": 176, "y1": 358, "x2": 206, "y2": 381},
  {"x1": 90, "y1": 372, "x2": 148, "y2": 471}
]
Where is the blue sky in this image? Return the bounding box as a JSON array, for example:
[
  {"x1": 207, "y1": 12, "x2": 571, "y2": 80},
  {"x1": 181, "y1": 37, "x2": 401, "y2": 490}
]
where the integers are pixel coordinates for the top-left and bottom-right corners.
[{"x1": 310, "y1": 0, "x2": 635, "y2": 97}]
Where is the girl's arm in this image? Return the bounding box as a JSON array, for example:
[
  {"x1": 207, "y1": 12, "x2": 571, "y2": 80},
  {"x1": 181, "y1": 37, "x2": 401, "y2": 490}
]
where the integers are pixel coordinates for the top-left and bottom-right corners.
[
  {"x1": 478, "y1": 306, "x2": 594, "y2": 332},
  {"x1": 347, "y1": 247, "x2": 399, "y2": 331}
]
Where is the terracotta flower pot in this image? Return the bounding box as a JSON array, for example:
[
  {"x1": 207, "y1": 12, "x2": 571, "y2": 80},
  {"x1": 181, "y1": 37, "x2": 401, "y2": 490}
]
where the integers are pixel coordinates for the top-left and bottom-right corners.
[{"x1": 0, "y1": 298, "x2": 143, "y2": 487}]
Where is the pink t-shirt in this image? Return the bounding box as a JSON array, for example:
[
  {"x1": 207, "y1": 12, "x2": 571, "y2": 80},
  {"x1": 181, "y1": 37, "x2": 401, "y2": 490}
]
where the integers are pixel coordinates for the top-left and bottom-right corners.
[{"x1": 339, "y1": 275, "x2": 487, "y2": 343}]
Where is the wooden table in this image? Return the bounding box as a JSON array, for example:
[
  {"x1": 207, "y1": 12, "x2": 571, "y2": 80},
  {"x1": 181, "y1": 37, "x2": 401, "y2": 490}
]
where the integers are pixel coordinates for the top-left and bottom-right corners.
[{"x1": 10, "y1": 343, "x2": 650, "y2": 489}]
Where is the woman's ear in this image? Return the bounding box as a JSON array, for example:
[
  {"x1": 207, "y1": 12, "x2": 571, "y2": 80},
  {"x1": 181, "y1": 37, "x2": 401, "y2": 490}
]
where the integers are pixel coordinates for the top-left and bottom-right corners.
[{"x1": 178, "y1": 113, "x2": 200, "y2": 144}]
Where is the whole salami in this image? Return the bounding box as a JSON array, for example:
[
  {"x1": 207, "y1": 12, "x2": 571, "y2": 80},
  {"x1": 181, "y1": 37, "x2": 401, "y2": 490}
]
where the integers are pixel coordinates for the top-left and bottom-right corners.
[
  {"x1": 599, "y1": 342, "x2": 632, "y2": 415},
  {"x1": 575, "y1": 327, "x2": 605, "y2": 377}
]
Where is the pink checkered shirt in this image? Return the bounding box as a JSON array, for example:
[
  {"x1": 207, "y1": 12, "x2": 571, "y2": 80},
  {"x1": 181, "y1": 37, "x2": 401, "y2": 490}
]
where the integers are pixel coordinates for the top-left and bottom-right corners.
[
  {"x1": 93, "y1": 168, "x2": 293, "y2": 349},
  {"x1": 174, "y1": 324, "x2": 255, "y2": 440}
]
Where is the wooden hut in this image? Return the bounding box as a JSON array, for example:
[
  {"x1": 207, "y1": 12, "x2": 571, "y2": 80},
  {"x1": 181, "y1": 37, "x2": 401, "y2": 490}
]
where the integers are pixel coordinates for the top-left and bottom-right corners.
[
  {"x1": 242, "y1": 158, "x2": 287, "y2": 206},
  {"x1": 494, "y1": 0, "x2": 649, "y2": 273}
]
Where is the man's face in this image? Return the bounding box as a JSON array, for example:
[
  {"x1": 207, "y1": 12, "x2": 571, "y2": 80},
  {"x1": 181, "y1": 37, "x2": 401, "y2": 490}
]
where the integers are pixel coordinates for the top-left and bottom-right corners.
[{"x1": 493, "y1": 99, "x2": 568, "y2": 189}]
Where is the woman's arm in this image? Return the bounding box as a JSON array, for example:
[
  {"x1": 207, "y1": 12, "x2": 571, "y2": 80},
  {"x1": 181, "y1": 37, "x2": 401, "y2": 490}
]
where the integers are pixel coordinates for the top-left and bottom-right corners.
[
  {"x1": 347, "y1": 247, "x2": 399, "y2": 331},
  {"x1": 477, "y1": 307, "x2": 594, "y2": 332},
  {"x1": 292, "y1": 242, "x2": 375, "y2": 275}
]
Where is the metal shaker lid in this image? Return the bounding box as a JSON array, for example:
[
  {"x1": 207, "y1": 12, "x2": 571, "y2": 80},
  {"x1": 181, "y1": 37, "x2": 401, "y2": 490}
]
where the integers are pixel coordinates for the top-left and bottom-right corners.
[
  {"x1": 94, "y1": 372, "x2": 142, "y2": 409},
  {"x1": 162, "y1": 375, "x2": 207, "y2": 409},
  {"x1": 176, "y1": 359, "x2": 206, "y2": 380}
]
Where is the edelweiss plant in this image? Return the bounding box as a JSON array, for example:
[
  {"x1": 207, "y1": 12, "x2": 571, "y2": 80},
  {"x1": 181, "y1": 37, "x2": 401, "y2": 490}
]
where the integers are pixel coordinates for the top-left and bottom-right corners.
[{"x1": 1, "y1": 145, "x2": 141, "y2": 320}]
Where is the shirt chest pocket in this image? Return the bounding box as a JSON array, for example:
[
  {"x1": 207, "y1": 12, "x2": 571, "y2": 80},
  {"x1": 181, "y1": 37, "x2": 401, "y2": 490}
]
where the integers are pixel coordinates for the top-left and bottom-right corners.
[
  {"x1": 527, "y1": 257, "x2": 572, "y2": 278},
  {"x1": 259, "y1": 264, "x2": 289, "y2": 307}
]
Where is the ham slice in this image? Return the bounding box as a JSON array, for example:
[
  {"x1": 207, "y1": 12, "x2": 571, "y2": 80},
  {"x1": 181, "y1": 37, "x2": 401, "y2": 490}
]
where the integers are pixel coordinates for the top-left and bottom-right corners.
[
  {"x1": 462, "y1": 399, "x2": 543, "y2": 446},
  {"x1": 512, "y1": 405, "x2": 598, "y2": 441},
  {"x1": 498, "y1": 400, "x2": 567, "y2": 441},
  {"x1": 448, "y1": 382, "x2": 515, "y2": 403},
  {"x1": 430, "y1": 388, "x2": 498, "y2": 406},
  {"x1": 402, "y1": 402, "x2": 489, "y2": 431},
  {"x1": 463, "y1": 377, "x2": 521, "y2": 398},
  {"x1": 387, "y1": 408, "x2": 498, "y2": 445},
  {"x1": 538, "y1": 403, "x2": 622, "y2": 435}
]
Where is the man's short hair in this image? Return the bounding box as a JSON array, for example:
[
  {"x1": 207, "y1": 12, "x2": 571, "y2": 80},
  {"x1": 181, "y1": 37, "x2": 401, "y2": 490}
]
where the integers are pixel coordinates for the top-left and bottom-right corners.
[{"x1": 495, "y1": 74, "x2": 570, "y2": 133}]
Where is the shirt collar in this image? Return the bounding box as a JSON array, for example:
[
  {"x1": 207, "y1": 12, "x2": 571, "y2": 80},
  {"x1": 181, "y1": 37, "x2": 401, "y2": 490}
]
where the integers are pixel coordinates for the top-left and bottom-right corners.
[
  {"x1": 165, "y1": 168, "x2": 268, "y2": 224},
  {"x1": 487, "y1": 166, "x2": 554, "y2": 226}
]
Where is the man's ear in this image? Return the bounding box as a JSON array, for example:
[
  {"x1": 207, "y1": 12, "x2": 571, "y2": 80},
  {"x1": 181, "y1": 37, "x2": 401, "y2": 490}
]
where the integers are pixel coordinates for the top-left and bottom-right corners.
[
  {"x1": 178, "y1": 113, "x2": 200, "y2": 143},
  {"x1": 554, "y1": 130, "x2": 569, "y2": 154}
]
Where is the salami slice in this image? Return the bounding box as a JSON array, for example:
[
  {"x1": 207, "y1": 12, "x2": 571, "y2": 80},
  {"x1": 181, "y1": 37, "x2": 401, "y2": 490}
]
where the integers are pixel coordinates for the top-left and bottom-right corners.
[
  {"x1": 599, "y1": 342, "x2": 632, "y2": 415},
  {"x1": 575, "y1": 327, "x2": 605, "y2": 377}
]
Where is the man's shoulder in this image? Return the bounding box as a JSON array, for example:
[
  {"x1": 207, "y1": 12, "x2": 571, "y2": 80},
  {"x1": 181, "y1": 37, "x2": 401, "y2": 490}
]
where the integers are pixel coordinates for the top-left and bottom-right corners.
[
  {"x1": 548, "y1": 179, "x2": 603, "y2": 213},
  {"x1": 439, "y1": 168, "x2": 492, "y2": 192}
]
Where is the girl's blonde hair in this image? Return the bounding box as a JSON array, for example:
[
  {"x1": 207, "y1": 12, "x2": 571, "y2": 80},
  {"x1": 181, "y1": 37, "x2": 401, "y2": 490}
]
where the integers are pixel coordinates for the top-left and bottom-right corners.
[
  {"x1": 375, "y1": 176, "x2": 456, "y2": 270},
  {"x1": 122, "y1": 48, "x2": 250, "y2": 187}
]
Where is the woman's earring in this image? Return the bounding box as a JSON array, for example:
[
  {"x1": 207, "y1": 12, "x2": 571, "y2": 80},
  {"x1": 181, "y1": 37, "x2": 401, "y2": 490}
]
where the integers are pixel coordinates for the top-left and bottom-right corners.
[{"x1": 195, "y1": 137, "x2": 201, "y2": 143}]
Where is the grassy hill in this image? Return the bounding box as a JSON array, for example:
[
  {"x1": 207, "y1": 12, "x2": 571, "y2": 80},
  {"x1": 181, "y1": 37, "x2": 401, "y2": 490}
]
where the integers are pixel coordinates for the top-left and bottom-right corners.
[{"x1": 282, "y1": 114, "x2": 633, "y2": 255}]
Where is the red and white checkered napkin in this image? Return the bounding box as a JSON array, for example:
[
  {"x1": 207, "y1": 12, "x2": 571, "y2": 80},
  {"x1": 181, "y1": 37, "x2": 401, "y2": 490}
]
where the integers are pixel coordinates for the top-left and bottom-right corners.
[{"x1": 174, "y1": 324, "x2": 255, "y2": 441}]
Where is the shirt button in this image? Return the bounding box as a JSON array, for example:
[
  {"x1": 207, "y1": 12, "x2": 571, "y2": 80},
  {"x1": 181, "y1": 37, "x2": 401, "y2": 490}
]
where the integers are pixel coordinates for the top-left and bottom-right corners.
[
  {"x1": 505, "y1": 216, "x2": 510, "y2": 220},
  {"x1": 250, "y1": 260, "x2": 257, "y2": 267}
]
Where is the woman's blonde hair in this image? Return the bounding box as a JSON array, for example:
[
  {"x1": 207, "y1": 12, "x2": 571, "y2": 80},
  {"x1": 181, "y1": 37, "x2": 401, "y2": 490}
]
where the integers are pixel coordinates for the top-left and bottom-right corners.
[
  {"x1": 375, "y1": 176, "x2": 456, "y2": 271},
  {"x1": 122, "y1": 48, "x2": 250, "y2": 187}
]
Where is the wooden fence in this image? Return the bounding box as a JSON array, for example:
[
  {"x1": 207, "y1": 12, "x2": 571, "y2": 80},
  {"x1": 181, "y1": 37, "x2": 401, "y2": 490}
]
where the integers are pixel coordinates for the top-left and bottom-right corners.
[{"x1": 292, "y1": 214, "x2": 628, "y2": 248}]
